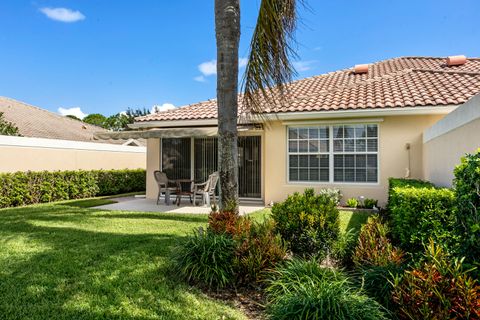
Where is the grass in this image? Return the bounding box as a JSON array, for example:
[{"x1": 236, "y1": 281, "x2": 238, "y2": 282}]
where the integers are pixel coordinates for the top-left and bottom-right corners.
[
  {"x1": 0, "y1": 203, "x2": 246, "y2": 320},
  {"x1": 60, "y1": 198, "x2": 117, "y2": 208},
  {"x1": 249, "y1": 208, "x2": 371, "y2": 234},
  {"x1": 338, "y1": 210, "x2": 372, "y2": 234}
]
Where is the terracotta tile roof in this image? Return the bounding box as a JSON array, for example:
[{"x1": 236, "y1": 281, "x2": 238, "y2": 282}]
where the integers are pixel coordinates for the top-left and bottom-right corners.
[
  {"x1": 136, "y1": 56, "x2": 480, "y2": 122},
  {"x1": 0, "y1": 96, "x2": 126, "y2": 144}
]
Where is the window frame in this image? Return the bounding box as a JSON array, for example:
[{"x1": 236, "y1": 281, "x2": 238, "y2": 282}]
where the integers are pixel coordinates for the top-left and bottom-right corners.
[{"x1": 286, "y1": 123, "x2": 380, "y2": 185}]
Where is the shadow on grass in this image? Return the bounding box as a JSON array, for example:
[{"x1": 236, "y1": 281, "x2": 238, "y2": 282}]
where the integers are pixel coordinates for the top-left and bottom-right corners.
[
  {"x1": 0, "y1": 205, "x2": 241, "y2": 320},
  {"x1": 345, "y1": 211, "x2": 372, "y2": 233},
  {"x1": 58, "y1": 198, "x2": 118, "y2": 208}
]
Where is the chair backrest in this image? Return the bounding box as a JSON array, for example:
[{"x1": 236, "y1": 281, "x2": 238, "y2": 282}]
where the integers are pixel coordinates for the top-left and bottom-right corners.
[
  {"x1": 208, "y1": 172, "x2": 219, "y2": 193},
  {"x1": 154, "y1": 171, "x2": 168, "y2": 186}
]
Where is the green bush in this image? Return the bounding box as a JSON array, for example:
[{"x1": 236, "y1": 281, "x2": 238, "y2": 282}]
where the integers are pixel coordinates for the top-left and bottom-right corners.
[
  {"x1": 0, "y1": 169, "x2": 146, "y2": 208},
  {"x1": 352, "y1": 215, "x2": 404, "y2": 311},
  {"x1": 271, "y1": 188, "x2": 340, "y2": 258},
  {"x1": 331, "y1": 228, "x2": 357, "y2": 267},
  {"x1": 318, "y1": 188, "x2": 342, "y2": 206},
  {"x1": 266, "y1": 259, "x2": 387, "y2": 320},
  {"x1": 453, "y1": 149, "x2": 480, "y2": 262},
  {"x1": 387, "y1": 178, "x2": 456, "y2": 254},
  {"x1": 173, "y1": 230, "x2": 236, "y2": 289},
  {"x1": 392, "y1": 240, "x2": 480, "y2": 320},
  {"x1": 346, "y1": 198, "x2": 359, "y2": 208},
  {"x1": 95, "y1": 169, "x2": 146, "y2": 196},
  {"x1": 363, "y1": 198, "x2": 378, "y2": 209}
]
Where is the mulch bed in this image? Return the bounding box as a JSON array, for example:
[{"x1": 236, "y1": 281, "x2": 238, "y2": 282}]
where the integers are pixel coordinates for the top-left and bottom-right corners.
[{"x1": 205, "y1": 287, "x2": 266, "y2": 319}]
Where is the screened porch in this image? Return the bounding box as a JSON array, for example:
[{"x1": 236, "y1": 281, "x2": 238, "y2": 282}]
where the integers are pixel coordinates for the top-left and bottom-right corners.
[{"x1": 160, "y1": 136, "x2": 262, "y2": 199}]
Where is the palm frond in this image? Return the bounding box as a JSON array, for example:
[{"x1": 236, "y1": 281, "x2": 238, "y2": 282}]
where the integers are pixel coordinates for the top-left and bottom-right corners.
[{"x1": 241, "y1": 0, "x2": 302, "y2": 121}]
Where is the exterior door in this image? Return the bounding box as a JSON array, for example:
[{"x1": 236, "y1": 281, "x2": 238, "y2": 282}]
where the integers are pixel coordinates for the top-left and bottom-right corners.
[
  {"x1": 238, "y1": 136, "x2": 261, "y2": 198},
  {"x1": 162, "y1": 136, "x2": 262, "y2": 199}
]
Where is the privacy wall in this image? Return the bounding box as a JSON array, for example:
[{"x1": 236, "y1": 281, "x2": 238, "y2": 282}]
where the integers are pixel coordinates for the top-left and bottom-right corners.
[
  {"x1": 423, "y1": 94, "x2": 480, "y2": 187},
  {"x1": 0, "y1": 136, "x2": 146, "y2": 172}
]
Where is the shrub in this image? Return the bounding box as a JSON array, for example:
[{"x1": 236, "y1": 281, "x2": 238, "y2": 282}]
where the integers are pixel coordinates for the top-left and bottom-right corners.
[
  {"x1": 173, "y1": 230, "x2": 236, "y2": 289},
  {"x1": 354, "y1": 264, "x2": 402, "y2": 312},
  {"x1": 352, "y1": 215, "x2": 404, "y2": 311},
  {"x1": 95, "y1": 169, "x2": 146, "y2": 195},
  {"x1": 331, "y1": 228, "x2": 357, "y2": 267},
  {"x1": 208, "y1": 210, "x2": 240, "y2": 235},
  {"x1": 453, "y1": 149, "x2": 480, "y2": 261},
  {"x1": 266, "y1": 259, "x2": 387, "y2": 320},
  {"x1": 318, "y1": 188, "x2": 342, "y2": 206},
  {"x1": 346, "y1": 198, "x2": 359, "y2": 208},
  {"x1": 392, "y1": 240, "x2": 480, "y2": 320},
  {"x1": 353, "y1": 215, "x2": 403, "y2": 267},
  {"x1": 363, "y1": 198, "x2": 378, "y2": 209},
  {"x1": 0, "y1": 169, "x2": 145, "y2": 208},
  {"x1": 387, "y1": 178, "x2": 456, "y2": 254},
  {"x1": 271, "y1": 188, "x2": 340, "y2": 258},
  {"x1": 233, "y1": 218, "x2": 286, "y2": 285}
]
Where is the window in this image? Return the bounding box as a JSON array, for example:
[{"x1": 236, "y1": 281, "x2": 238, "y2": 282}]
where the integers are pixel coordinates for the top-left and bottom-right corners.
[
  {"x1": 288, "y1": 127, "x2": 330, "y2": 182},
  {"x1": 287, "y1": 124, "x2": 379, "y2": 183}
]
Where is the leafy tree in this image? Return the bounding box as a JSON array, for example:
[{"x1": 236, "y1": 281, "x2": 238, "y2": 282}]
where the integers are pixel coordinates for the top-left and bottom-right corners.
[
  {"x1": 103, "y1": 108, "x2": 150, "y2": 131},
  {"x1": 104, "y1": 113, "x2": 131, "y2": 131},
  {"x1": 215, "y1": 0, "x2": 300, "y2": 210},
  {"x1": 66, "y1": 114, "x2": 82, "y2": 121},
  {"x1": 83, "y1": 113, "x2": 107, "y2": 127},
  {"x1": 0, "y1": 112, "x2": 21, "y2": 136}
]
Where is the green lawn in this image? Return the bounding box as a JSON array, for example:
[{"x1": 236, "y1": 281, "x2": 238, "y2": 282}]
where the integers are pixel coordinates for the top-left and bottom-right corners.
[
  {"x1": 0, "y1": 203, "x2": 246, "y2": 320},
  {"x1": 0, "y1": 202, "x2": 372, "y2": 319}
]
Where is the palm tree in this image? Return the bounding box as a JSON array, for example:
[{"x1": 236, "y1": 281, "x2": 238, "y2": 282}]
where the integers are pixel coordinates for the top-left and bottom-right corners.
[{"x1": 215, "y1": 0, "x2": 300, "y2": 211}]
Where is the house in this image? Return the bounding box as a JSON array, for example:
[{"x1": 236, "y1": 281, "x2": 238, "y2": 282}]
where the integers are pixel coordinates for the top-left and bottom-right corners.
[
  {"x1": 0, "y1": 97, "x2": 146, "y2": 172},
  {"x1": 0, "y1": 96, "x2": 144, "y2": 145},
  {"x1": 100, "y1": 56, "x2": 480, "y2": 206}
]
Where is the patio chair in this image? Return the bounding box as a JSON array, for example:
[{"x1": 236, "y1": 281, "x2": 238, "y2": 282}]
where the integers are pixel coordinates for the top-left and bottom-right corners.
[
  {"x1": 153, "y1": 171, "x2": 177, "y2": 205},
  {"x1": 193, "y1": 172, "x2": 219, "y2": 206}
]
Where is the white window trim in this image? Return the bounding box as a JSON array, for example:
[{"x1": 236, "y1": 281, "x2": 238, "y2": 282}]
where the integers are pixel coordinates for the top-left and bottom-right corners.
[{"x1": 286, "y1": 123, "x2": 381, "y2": 186}]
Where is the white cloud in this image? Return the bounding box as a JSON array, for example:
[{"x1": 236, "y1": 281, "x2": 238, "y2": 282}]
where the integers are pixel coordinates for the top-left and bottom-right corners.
[
  {"x1": 151, "y1": 103, "x2": 176, "y2": 113},
  {"x1": 293, "y1": 60, "x2": 316, "y2": 72},
  {"x1": 58, "y1": 107, "x2": 88, "y2": 119},
  {"x1": 40, "y1": 7, "x2": 85, "y2": 23},
  {"x1": 195, "y1": 57, "x2": 248, "y2": 82},
  {"x1": 194, "y1": 75, "x2": 206, "y2": 82},
  {"x1": 198, "y1": 60, "x2": 217, "y2": 76}
]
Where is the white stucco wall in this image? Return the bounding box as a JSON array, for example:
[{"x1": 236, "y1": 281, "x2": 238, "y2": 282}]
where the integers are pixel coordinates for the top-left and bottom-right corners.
[
  {"x1": 0, "y1": 136, "x2": 146, "y2": 173},
  {"x1": 424, "y1": 94, "x2": 480, "y2": 187}
]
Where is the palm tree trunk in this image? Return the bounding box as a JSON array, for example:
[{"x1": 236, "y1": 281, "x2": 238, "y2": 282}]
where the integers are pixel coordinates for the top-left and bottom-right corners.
[{"x1": 215, "y1": 0, "x2": 240, "y2": 212}]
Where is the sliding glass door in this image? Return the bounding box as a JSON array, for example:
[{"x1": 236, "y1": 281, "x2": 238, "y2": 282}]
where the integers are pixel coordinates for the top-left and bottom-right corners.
[
  {"x1": 161, "y1": 136, "x2": 261, "y2": 199},
  {"x1": 161, "y1": 138, "x2": 191, "y2": 180},
  {"x1": 194, "y1": 137, "x2": 218, "y2": 184},
  {"x1": 238, "y1": 136, "x2": 261, "y2": 198}
]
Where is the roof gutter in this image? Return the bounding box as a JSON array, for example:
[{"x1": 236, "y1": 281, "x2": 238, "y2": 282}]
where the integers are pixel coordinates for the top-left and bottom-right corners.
[
  {"x1": 266, "y1": 105, "x2": 458, "y2": 121},
  {"x1": 130, "y1": 105, "x2": 458, "y2": 129},
  {"x1": 129, "y1": 118, "x2": 217, "y2": 129}
]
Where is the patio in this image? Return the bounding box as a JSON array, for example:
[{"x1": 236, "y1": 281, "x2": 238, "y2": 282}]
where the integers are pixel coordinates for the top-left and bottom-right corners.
[{"x1": 94, "y1": 195, "x2": 265, "y2": 215}]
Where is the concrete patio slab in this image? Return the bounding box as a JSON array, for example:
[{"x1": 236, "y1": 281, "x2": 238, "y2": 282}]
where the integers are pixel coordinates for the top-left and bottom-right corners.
[{"x1": 93, "y1": 196, "x2": 264, "y2": 215}]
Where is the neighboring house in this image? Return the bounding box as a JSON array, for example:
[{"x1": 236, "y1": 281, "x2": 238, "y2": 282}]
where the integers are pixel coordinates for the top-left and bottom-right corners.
[
  {"x1": 101, "y1": 56, "x2": 480, "y2": 205},
  {"x1": 0, "y1": 97, "x2": 146, "y2": 172},
  {"x1": 0, "y1": 96, "x2": 144, "y2": 145}
]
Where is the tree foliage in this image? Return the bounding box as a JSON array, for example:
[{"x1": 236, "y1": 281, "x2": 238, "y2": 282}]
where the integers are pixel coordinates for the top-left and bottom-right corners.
[
  {"x1": 0, "y1": 112, "x2": 21, "y2": 136},
  {"x1": 83, "y1": 113, "x2": 107, "y2": 127}
]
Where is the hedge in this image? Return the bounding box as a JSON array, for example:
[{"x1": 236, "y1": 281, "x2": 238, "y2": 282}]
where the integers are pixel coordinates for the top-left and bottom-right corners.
[
  {"x1": 388, "y1": 178, "x2": 456, "y2": 254},
  {"x1": 453, "y1": 149, "x2": 480, "y2": 261},
  {"x1": 0, "y1": 169, "x2": 146, "y2": 208}
]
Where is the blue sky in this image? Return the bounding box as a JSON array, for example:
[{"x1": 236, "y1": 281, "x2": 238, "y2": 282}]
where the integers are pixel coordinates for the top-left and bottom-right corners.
[{"x1": 0, "y1": 0, "x2": 479, "y2": 118}]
